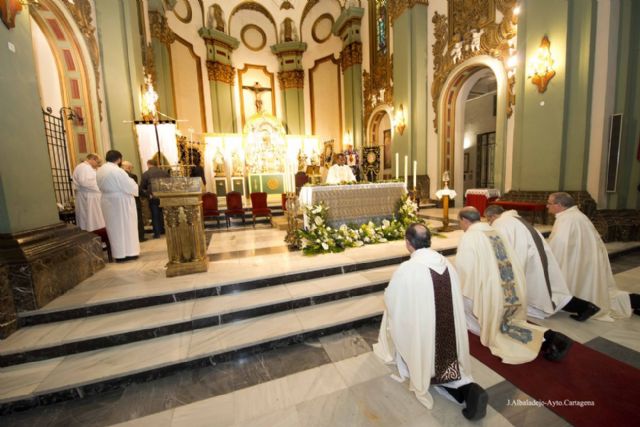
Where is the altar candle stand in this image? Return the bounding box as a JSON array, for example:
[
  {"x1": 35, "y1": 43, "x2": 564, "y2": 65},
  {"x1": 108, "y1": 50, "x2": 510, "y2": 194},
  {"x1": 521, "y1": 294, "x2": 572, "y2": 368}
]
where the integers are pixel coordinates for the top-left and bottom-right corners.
[
  {"x1": 435, "y1": 171, "x2": 456, "y2": 232},
  {"x1": 284, "y1": 191, "x2": 300, "y2": 248}
]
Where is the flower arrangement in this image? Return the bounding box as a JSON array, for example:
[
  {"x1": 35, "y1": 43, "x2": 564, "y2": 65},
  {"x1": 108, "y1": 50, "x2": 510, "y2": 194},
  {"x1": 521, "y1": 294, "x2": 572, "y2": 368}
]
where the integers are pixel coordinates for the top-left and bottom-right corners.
[{"x1": 297, "y1": 195, "x2": 433, "y2": 255}]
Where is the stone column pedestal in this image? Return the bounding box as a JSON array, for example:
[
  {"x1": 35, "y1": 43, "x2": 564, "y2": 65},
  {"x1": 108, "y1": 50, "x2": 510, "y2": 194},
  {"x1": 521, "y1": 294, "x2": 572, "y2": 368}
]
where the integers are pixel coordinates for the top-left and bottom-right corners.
[{"x1": 152, "y1": 177, "x2": 208, "y2": 277}]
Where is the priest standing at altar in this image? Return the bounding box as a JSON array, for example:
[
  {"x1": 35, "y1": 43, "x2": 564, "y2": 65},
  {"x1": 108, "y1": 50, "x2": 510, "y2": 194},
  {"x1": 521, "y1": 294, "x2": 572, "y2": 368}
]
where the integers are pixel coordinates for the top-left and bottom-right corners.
[
  {"x1": 455, "y1": 207, "x2": 572, "y2": 364},
  {"x1": 97, "y1": 150, "x2": 140, "y2": 262},
  {"x1": 484, "y1": 205, "x2": 600, "y2": 321},
  {"x1": 374, "y1": 223, "x2": 488, "y2": 420},
  {"x1": 72, "y1": 153, "x2": 105, "y2": 232},
  {"x1": 547, "y1": 192, "x2": 640, "y2": 319},
  {"x1": 325, "y1": 153, "x2": 356, "y2": 184}
]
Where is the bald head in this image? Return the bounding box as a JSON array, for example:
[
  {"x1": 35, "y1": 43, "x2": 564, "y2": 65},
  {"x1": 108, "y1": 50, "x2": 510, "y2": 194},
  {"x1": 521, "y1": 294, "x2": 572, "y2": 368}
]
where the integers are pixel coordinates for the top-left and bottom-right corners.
[
  {"x1": 484, "y1": 204, "x2": 505, "y2": 224},
  {"x1": 458, "y1": 206, "x2": 481, "y2": 232},
  {"x1": 405, "y1": 223, "x2": 431, "y2": 252},
  {"x1": 121, "y1": 161, "x2": 133, "y2": 173}
]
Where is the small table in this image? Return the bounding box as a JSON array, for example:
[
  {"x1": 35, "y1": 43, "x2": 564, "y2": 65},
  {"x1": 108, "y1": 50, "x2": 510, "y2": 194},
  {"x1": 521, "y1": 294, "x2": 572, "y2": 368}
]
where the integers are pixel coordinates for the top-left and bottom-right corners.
[
  {"x1": 464, "y1": 188, "x2": 501, "y2": 216},
  {"x1": 488, "y1": 200, "x2": 547, "y2": 224}
]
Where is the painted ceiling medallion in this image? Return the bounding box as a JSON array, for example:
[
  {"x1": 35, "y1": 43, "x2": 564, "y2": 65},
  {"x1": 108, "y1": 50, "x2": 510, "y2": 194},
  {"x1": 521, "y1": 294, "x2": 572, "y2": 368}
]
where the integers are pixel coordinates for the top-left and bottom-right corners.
[
  {"x1": 172, "y1": 0, "x2": 192, "y2": 24},
  {"x1": 1, "y1": 0, "x2": 23, "y2": 30},
  {"x1": 312, "y1": 13, "x2": 333, "y2": 44}
]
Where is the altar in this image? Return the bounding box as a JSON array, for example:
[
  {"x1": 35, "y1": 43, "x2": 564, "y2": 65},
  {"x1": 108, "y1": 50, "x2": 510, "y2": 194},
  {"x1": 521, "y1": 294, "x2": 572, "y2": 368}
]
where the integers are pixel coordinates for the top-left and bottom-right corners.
[
  {"x1": 464, "y1": 188, "x2": 501, "y2": 216},
  {"x1": 299, "y1": 182, "x2": 406, "y2": 228}
]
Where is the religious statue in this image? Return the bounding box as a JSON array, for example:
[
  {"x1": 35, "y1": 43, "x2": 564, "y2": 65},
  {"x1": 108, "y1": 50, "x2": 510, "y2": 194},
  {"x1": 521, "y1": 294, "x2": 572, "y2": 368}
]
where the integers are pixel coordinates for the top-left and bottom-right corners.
[
  {"x1": 451, "y1": 41, "x2": 463, "y2": 63},
  {"x1": 213, "y1": 148, "x2": 226, "y2": 175},
  {"x1": 206, "y1": 4, "x2": 225, "y2": 32},
  {"x1": 470, "y1": 29, "x2": 483, "y2": 52},
  {"x1": 297, "y1": 149, "x2": 308, "y2": 172},
  {"x1": 310, "y1": 149, "x2": 320, "y2": 166},
  {"x1": 322, "y1": 140, "x2": 334, "y2": 168},
  {"x1": 231, "y1": 151, "x2": 244, "y2": 176},
  {"x1": 343, "y1": 144, "x2": 360, "y2": 181},
  {"x1": 242, "y1": 81, "x2": 271, "y2": 113},
  {"x1": 280, "y1": 18, "x2": 298, "y2": 43}
]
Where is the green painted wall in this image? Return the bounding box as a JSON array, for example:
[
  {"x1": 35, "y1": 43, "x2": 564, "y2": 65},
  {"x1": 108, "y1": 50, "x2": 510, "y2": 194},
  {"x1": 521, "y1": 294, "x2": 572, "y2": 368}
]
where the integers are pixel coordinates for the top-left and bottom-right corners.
[
  {"x1": 513, "y1": 0, "x2": 569, "y2": 191},
  {"x1": 96, "y1": 0, "x2": 144, "y2": 173},
  {"x1": 391, "y1": 4, "x2": 428, "y2": 178},
  {"x1": 210, "y1": 80, "x2": 237, "y2": 133},
  {"x1": 343, "y1": 64, "x2": 363, "y2": 148},
  {"x1": 607, "y1": 0, "x2": 640, "y2": 208},
  {"x1": 0, "y1": 12, "x2": 59, "y2": 233},
  {"x1": 151, "y1": 39, "x2": 176, "y2": 119},
  {"x1": 560, "y1": 0, "x2": 595, "y2": 190}
]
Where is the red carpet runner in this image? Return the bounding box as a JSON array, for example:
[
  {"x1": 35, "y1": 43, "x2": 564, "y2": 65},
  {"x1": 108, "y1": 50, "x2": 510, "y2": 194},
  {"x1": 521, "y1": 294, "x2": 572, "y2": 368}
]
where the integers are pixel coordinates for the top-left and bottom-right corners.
[{"x1": 468, "y1": 333, "x2": 640, "y2": 426}]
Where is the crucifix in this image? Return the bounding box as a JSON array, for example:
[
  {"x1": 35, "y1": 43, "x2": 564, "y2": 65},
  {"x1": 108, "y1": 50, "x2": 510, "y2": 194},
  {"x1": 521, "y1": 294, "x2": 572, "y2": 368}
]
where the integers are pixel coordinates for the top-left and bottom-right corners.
[{"x1": 242, "y1": 81, "x2": 272, "y2": 113}]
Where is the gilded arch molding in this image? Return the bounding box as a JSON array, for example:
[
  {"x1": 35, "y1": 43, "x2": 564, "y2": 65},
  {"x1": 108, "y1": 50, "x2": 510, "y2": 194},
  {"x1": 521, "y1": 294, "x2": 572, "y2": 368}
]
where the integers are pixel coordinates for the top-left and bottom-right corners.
[
  {"x1": 431, "y1": 0, "x2": 518, "y2": 132},
  {"x1": 229, "y1": 1, "x2": 278, "y2": 40}
]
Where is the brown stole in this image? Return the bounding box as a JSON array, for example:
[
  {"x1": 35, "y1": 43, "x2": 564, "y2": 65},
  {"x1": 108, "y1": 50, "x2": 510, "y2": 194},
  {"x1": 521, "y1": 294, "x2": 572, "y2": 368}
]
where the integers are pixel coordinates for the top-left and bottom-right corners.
[
  {"x1": 514, "y1": 216, "x2": 555, "y2": 310},
  {"x1": 430, "y1": 267, "x2": 462, "y2": 384}
]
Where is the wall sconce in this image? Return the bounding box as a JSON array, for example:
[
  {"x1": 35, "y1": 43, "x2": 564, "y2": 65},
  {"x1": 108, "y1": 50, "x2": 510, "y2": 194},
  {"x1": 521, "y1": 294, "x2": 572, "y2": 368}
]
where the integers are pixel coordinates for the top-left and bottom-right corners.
[
  {"x1": 527, "y1": 35, "x2": 556, "y2": 93},
  {"x1": 394, "y1": 104, "x2": 406, "y2": 136}
]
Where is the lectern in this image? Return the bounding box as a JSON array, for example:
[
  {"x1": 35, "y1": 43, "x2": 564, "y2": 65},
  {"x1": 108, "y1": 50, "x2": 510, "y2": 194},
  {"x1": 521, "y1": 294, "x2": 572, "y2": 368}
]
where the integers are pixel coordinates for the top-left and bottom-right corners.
[{"x1": 152, "y1": 177, "x2": 208, "y2": 277}]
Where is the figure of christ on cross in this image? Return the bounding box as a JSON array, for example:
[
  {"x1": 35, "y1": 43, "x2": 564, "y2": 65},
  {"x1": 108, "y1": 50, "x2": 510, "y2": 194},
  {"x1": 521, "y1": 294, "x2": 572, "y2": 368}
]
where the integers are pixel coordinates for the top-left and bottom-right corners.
[{"x1": 242, "y1": 81, "x2": 272, "y2": 113}]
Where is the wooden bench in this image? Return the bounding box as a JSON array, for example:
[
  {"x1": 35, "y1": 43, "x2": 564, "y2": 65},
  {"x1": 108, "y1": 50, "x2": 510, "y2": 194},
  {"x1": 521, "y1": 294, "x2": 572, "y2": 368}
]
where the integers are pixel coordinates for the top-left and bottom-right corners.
[{"x1": 488, "y1": 200, "x2": 547, "y2": 224}]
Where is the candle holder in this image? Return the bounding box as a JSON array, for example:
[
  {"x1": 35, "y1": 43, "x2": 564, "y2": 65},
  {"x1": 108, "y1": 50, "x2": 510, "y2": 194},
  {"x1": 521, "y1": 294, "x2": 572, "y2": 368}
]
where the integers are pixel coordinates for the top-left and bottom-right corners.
[
  {"x1": 284, "y1": 192, "x2": 301, "y2": 249},
  {"x1": 409, "y1": 186, "x2": 420, "y2": 208}
]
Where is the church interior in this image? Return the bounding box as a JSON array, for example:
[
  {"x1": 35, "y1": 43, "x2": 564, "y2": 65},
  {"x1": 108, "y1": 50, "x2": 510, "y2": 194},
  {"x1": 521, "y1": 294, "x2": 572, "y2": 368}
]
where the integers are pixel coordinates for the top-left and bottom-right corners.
[{"x1": 0, "y1": 0, "x2": 639, "y2": 426}]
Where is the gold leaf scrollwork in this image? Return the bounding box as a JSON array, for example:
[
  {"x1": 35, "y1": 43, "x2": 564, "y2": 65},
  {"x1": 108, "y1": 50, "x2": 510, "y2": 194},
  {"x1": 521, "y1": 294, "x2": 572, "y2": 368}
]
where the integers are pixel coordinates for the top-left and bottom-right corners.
[
  {"x1": 206, "y1": 61, "x2": 235, "y2": 84},
  {"x1": 340, "y1": 41, "x2": 362, "y2": 71},
  {"x1": 278, "y1": 70, "x2": 304, "y2": 89},
  {"x1": 431, "y1": 0, "x2": 518, "y2": 132},
  {"x1": 149, "y1": 11, "x2": 176, "y2": 45},
  {"x1": 363, "y1": 55, "x2": 393, "y2": 129}
]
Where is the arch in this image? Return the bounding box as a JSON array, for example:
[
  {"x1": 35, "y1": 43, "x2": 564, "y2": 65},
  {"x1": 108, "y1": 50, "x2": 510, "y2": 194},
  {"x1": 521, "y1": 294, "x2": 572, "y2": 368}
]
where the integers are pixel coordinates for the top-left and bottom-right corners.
[
  {"x1": 437, "y1": 55, "x2": 511, "y2": 198},
  {"x1": 366, "y1": 103, "x2": 394, "y2": 144},
  {"x1": 366, "y1": 103, "x2": 394, "y2": 174},
  {"x1": 29, "y1": 0, "x2": 102, "y2": 166},
  {"x1": 229, "y1": 1, "x2": 278, "y2": 40}
]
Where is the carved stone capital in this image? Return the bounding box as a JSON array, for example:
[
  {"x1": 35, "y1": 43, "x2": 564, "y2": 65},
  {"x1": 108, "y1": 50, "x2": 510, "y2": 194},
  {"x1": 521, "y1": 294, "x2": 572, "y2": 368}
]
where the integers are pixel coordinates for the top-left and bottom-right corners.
[
  {"x1": 207, "y1": 61, "x2": 235, "y2": 84},
  {"x1": 340, "y1": 41, "x2": 362, "y2": 71},
  {"x1": 278, "y1": 70, "x2": 304, "y2": 89}
]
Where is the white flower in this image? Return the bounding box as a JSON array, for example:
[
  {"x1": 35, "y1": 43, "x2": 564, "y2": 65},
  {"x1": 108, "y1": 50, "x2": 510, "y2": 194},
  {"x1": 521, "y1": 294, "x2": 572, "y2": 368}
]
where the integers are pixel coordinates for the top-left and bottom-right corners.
[
  {"x1": 382, "y1": 219, "x2": 390, "y2": 228},
  {"x1": 364, "y1": 237, "x2": 370, "y2": 243},
  {"x1": 380, "y1": 238, "x2": 388, "y2": 243},
  {"x1": 354, "y1": 241, "x2": 364, "y2": 247},
  {"x1": 321, "y1": 242, "x2": 329, "y2": 250},
  {"x1": 314, "y1": 216, "x2": 323, "y2": 226},
  {"x1": 313, "y1": 206, "x2": 322, "y2": 214}
]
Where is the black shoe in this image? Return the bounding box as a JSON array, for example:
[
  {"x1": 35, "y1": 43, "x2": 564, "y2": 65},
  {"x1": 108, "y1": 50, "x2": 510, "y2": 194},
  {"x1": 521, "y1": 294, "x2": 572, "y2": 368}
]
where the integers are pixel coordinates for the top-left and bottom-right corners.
[
  {"x1": 125, "y1": 255, "x2": 139, "y2": 261},
  {"x1": 461, "y1": 383, "x2": 488, "y2": 421},
  {"x1": 634, "y1": 309, "x2": 640, "y2": 316},
  {"x1": 570, "y1": 303, "x2": 600, "y2": 322},
  {"x1": 115, "y1": 258, "x2": 127, "y2": 263},
  {"x1": 542, "y1": 331, "x2": 573, "y2": 362},
  {"x1": 153, "y1": 234, "x2": 161, "y2": 239},
  {"x1": 139, "y1": 237, "x2": 148, "y2": 242}
]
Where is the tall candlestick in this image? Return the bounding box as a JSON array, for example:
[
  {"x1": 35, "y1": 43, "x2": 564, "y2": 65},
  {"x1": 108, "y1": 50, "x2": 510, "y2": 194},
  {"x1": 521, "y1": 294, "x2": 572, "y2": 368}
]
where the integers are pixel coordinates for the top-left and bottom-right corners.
[
  {"x1": 404, "y1": 155, "x2": 408, "y2": 187},
  {"x1": 413, "y1": 160, "x2": 417, "y2": 189},
  {"x1": 395, "y1": 153, "x2": 399, "y2": 179}
]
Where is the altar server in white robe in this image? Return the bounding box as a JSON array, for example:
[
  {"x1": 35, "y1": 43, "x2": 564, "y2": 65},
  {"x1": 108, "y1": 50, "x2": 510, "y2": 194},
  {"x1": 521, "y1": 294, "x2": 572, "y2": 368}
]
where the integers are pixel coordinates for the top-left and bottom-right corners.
[
  {"x1": 547, "y1": 192, "x2": 640, "y2": 319},
  {"x1": 96, "y1": 150, "x2": 140, "y2": 262},
  {"x1": 72, "y1": 153, "x2": 105, "y2": 232},
  {"x1": 374, "y1": 223, "x2": 488, "y2": 420},
  {"x1": 485, "y1": 205, "x2": 600, "y2": 321},
  {"x1": 325, "y1": 153, "x2": 356, "y2": 184},
  {"x1": 456, "y1": 207, "x2": 572, "y2": 364}
]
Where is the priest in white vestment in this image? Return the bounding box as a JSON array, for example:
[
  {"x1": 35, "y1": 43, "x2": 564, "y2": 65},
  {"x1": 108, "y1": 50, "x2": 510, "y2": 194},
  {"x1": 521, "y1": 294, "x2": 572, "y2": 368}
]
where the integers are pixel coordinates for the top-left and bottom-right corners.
[
  {"x1": 72, "y1": 153, "x2": 105, "y2": 232},
  {"x1": 547, "y1": 192, "x2": 639, "y2": 320},
  {"x1": 96, "y1": 150, "x2": 140, "y2": 262},
  {"x1": 456, "y1": 207, "x2": 572, "y2": 364},
  {"x1": 325, "y1": 153, "x2": 356, "y2": 184},
  {"x1": 485, "y1": 205, "x2": 599, "y2": 321},
  {"x1": 374, "y1": 224, "x2": 488, "y2": 420}
]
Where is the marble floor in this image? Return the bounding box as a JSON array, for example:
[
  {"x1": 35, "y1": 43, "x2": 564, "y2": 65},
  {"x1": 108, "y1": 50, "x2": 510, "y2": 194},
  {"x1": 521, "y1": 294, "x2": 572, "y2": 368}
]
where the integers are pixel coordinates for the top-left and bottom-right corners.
[{"x1": 0, "y1": 209, "x2": 639, "y2": 426}]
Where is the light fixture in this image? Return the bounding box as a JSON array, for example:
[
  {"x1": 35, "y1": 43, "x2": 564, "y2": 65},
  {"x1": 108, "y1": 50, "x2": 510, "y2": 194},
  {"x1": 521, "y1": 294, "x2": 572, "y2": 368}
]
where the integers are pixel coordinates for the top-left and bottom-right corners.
[
  {"x1": 141, "y1": 73, "x2": 159, "y2": 121},
  {"x1": 527, "y1": 35, "x2": 556, "y2": 93},
  {"x1": 394, "y1": 104, "x2": 406, "y2": 136}
]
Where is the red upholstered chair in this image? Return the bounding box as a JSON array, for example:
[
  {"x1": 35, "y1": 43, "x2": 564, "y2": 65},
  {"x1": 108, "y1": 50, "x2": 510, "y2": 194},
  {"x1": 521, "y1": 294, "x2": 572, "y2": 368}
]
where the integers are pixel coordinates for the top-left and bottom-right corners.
[
  {"x1": 250, "y1": 192, "x2": 272, "y2": 227},
  {"x1": 224, "y1": 191, "x2": 245, "y2": 228},
  {"x1": 92, "y1": 228, "x2": 113, "y2": 262},
  {"x1": 202, "y1": 192, "x2": 221, "y2": 227},
  {"x1": 281, "y1": 193, "x2": 287, "y2": 211}
]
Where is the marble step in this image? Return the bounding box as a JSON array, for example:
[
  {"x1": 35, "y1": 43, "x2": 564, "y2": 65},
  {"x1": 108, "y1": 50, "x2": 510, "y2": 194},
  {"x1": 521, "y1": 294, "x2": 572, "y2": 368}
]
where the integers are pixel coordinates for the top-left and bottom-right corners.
[
  {"x1": 0, "y1": 266, "x2": 396, "y2": 366},
  {"x1": 0, "y1": 293, "x2": 384, "y2": 414},
  {"x1": 17, "y1": 252, "x2": 416, "y2": 327}
]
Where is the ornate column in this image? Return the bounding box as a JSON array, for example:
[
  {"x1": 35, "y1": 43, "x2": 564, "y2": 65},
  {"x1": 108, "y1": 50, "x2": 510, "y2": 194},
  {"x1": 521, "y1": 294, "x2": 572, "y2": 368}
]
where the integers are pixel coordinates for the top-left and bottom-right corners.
[
  {"x1": 152, "y1": 177, "x2": 208, "y2": 277},
  {"x1": 333, "y1": 7, "x2": 365, "y2": 150},
  {"x1": 271, "y1": 41, "x2": 307, "y2": 134},
  {"x1": 149, "y1": 11, "x2": 177, "y2": 119},
  {"x1": 199, "y1": 28, "x2": 239, "y2": 133},
  {"x1": 389, "y1": 0, "x2": 429, "y2": 181}
]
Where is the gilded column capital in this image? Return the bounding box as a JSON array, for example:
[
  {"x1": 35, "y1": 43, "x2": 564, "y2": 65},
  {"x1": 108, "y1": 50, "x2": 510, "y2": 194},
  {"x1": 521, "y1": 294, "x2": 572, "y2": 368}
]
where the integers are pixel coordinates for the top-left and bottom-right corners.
[
  {"x1": 389, "y1": 0, "x2": 429, "y2": 24},
  {"x1": 150, "y1": 11, "x2": 176, "y2": 45},
  {"x1": 278, "y1": 70, "x2": 304, "y2": 89},
  {"x1": 340, "y1": 41, "x2": 363, "y2": 72},
  {"x1": 207, "y1": 61, "x2": 235, "y2": 84}
]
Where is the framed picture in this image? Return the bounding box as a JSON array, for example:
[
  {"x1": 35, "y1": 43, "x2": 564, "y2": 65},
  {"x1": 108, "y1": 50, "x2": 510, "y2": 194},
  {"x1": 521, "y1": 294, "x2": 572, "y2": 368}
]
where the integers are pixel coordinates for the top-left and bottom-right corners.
[
  {"x1": 322, "y1": 140, "x2": 334, "y2": 167},
  {"x1": 383, "y1": 129, "x2": 392, "y2": 169}
]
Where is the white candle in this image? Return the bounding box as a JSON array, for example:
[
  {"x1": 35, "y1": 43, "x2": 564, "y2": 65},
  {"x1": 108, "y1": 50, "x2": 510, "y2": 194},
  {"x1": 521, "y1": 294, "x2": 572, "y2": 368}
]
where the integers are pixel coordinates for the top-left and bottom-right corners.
[
  {"x1": 395, "y1": 153, "x2": 399, "y2": 179},
  {"x1": 413, "y1": 160, "x2": 417, "y2": 189},
  {"x1": 404, "y1": 155, "x2": 408, "y2": 187}
]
